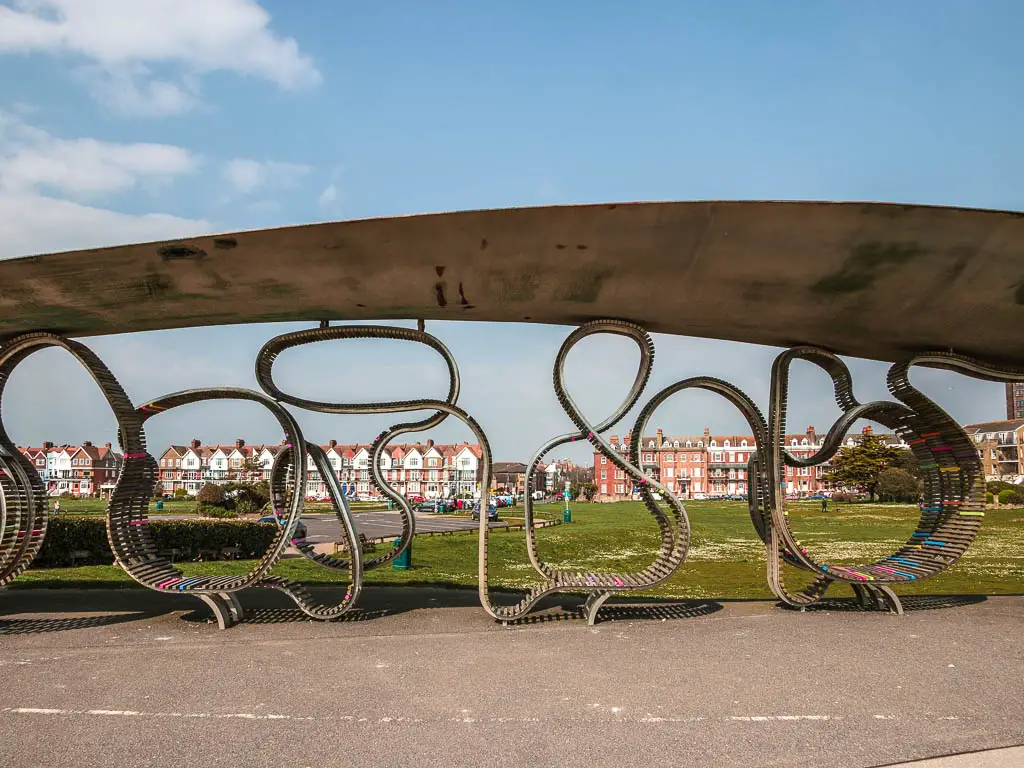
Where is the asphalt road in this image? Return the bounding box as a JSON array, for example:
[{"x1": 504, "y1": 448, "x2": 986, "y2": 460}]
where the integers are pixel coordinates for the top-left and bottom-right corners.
[
  {"x1": 0, "y1": 589, "x2": 1021, "y2": 767},
  {"x1": 303, "y1": 510, "x2": 506, "y2": 542}
]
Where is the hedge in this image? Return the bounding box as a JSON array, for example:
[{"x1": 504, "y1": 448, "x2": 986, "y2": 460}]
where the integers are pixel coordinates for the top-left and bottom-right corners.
[
  {"x1": 997, "y1": 488, "x2": 1024, "y2": 506},
  {"x1": 35, "y1": 517, "x2": 278, "y2": 567}
]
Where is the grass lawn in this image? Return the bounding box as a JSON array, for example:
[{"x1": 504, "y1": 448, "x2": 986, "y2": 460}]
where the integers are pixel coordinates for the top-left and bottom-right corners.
[{"x1": 15, "y1": 501, "x2": 1024, "y2": 599}]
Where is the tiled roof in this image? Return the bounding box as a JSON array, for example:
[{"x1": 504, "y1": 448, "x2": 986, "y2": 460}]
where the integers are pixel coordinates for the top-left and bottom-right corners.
[{"x1": 963, "y1": 418, "x2": 1024, "y2": 434}]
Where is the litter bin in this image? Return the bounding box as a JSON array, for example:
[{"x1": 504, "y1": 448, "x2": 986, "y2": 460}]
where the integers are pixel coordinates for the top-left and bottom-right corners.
[
  {"x1": 392, "y1": 538, "x2": 411, "y2": 570},
  {"x1": 563, "y1": 508, "x2": 572, "y2": 524},
  {"x1": 155, "y1": 500, "x2": 164, "y2": 511}
]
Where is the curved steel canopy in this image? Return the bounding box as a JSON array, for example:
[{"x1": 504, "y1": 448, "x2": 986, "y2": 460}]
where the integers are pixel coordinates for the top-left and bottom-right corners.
[{"x1": 0, "y1": 200, "x2": 1021, "y2": 364}]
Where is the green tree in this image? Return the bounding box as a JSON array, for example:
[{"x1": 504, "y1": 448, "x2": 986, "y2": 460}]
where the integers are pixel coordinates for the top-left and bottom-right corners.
[
  {"x1": 824, "y1": 434, "x2": 903, "y2": 502},
  {"x1": 892, "y1": 449, "x2": 922, "y2": 480},
  {"x1": 876, "y1": 467, "x2": 920, "y2": 502},
  {"x1": 196, "y1": 483, "x2": 226, "y2": 507},
  {"x1": 580, "y1": 482, "x2": 597, "y2": 502},
  {"x1": 236, "y1": 455, "x2": 264, "y2": 481}
]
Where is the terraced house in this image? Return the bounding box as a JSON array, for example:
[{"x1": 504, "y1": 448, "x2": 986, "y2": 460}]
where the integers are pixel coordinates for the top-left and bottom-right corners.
[
  {"x1": 156, "y1": 438, "x2": 484, "y2": 500},
  {"x1": 18, "y1": 441, "x2": 123, "y2": 498}
]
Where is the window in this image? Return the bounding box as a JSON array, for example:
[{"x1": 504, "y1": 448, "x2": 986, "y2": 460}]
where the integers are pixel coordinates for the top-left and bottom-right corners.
[
  {"x1": 693, "y1": 467, "x2": 701, "y2": 478},
  {"x1": 724, "y1": 440, "x2": 730, "y2": 448},
  {"x1": 601, "y1": 483, "x2": 607, "y2": 494},
  {"x1": 713, "y1": 453, "x2": 722, "y2": 462},
  {"x1": 710, "y1": 440, "x2": 716, "y2": 447},
  {"x1": 697, "y1": 441, "x2": 703, "y2": 448},
  {"x1": 664, "y1": 467, "x2": 673, "y2": 478},
  {"x1": 601, "y1": 470, "x2": 607, "y2": 480},
  {"x1": 791, "y1": 439, "x2": 798, "y2": 446},
  {"x1": 741, "y1": 440, "x2": 748, "y2": 447},
  {"x1": 686, "y1": 441, "x2": 692, "y2": 448},
  {"x1": 673, "y1": 441, "x2": 679, "y2": 448},
  {"x1": 601, "y1": 456, "x2": 607, "y2": 465},
  {"x1": 644, "y1": 454, "x2": 653, "y2": 463},
  {"x1": 665, "y1": 453, "x2": 673, "y2": 463}
]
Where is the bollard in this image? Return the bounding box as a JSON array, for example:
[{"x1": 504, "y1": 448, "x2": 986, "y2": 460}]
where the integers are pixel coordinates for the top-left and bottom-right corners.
[{"x1": 392, "y1": 538, "x2": 411, "y2": 569}]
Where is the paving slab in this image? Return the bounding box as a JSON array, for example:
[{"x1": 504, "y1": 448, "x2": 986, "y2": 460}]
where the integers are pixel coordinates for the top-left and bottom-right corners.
[{"x1": 0, "y1": 588, "x2": 1021, "y2": 768}]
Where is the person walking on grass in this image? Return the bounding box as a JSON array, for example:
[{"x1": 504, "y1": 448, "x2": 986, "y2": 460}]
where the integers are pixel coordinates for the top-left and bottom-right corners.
[
  {"x1": 52, "y1": 499, "x2": 60, "y2": 517},
  {"x1": 821, "y1": 495, "x2": 828, "y2": 513}
]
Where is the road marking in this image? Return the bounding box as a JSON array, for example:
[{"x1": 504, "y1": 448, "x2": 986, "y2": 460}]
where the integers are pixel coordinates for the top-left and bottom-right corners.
[{"x1": 0, "y1": 708, "x2": 968, "y2": 726}]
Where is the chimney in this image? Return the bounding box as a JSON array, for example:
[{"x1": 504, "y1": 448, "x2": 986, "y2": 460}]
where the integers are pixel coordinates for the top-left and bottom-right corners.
[
  {"x1": 82, "y1": 440, "x2": 93, "y2": 447},
  {"x1": 656, "y1": 429, "x2": 664, "y2": 449},
  {"x1": 191, "y1": 438, "x2": 201, "y2": 449},
  {"x1": 862, "y1": 425, "x2": 873, "y2": 435},
  {"x1": 105, "y1": 442, "x2": 111, "y2": 450},
  {"x1": 806, "y1": 426, "x2": 816, "y2": 443},
  {"x1": 43, "y1": 441, "x2": 53, "y2": 450},
  {"x1": 624, "y1": 430, "x2": 631, "y2": 445},
  {"x1": 704, "y1": 427, "x2": 711, "y2": 438},
  {"x1": 329, "y1": 439, "x2": 337, "y2": 449},
  {"x1": 427, "y1": 439, "x2": 434, "y2": 448},
  {"x1": 235, "y1": 438, "x2": 245, "y2": 449}
]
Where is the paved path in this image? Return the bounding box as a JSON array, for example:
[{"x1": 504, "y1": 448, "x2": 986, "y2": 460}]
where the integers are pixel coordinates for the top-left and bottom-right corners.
[
  {"x1": 304, "y1": 510, "x2": 507, "y2": 542},
  {"x1": 0, "y1": 590, "x2": 1020, "y2": 767}
]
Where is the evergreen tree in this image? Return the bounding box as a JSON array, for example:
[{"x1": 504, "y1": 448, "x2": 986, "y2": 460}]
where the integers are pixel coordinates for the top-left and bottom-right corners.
[{"x1": 824, "y1": 434, "x2": 903, "y2": 501}]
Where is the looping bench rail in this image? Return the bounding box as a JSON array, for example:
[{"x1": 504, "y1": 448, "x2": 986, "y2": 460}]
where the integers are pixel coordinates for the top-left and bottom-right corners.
[
  {"x1": 1, "y1": 320, "x2": 1018, "y2": 628},
  {"x1": 1, "y1": 201, "x2": 1022, "y2": 628}
]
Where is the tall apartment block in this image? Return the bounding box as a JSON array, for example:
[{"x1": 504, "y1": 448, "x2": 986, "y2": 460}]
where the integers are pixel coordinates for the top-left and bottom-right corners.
[{"x1": 1006, "y1": 383, "x2": 1024, "y2": 419}]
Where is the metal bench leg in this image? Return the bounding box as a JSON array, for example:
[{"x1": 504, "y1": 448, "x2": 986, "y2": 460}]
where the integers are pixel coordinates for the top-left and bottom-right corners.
[
  {"x1": 583, "y1": 591, "x2": 612, "y2": 626},
  {"x1": 199, "y1": 594, "x2": 237, "y2": 630}
]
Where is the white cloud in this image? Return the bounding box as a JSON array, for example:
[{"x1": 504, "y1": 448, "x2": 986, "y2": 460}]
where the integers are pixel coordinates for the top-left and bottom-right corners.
[
  {"x1": 318, "y1": 183, "x2": 337, "y2": 207},
  {"x1": 0, "y1": 0, "x2": 321, "y2": 116},
  {"x1": 223, "y1": 157, "x2": 309, "y2": 195},
  {"x1": 0, "y1": 191, "x2": 210, "y2": 259},
  {"x1": 0, "y1": 112, "x2": 208, "y2": 259},
  {"x1": 81, "y1": 66, "x2": 199, "y2": 118},
  {"x1": 0, "y1": 112, "x2": 198, "y2": 198}
]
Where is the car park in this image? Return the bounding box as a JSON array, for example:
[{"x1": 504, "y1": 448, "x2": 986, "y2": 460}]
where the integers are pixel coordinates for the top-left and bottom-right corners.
[
  {"x1": 257, "y1": 515, "x2": 308, "y2": 540},
  {"x1": 471, "y1": 502, "x2": 498, "y2": 522}
]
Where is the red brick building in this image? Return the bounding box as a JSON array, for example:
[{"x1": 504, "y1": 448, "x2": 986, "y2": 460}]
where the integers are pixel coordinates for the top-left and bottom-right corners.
[{"x1": 593, "y1": 426, "x2": 842, "y2": 501}]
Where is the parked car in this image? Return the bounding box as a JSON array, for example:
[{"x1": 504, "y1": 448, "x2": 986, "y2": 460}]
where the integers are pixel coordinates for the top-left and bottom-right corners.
[
  {"x1": 257, "y1": 515, "x2": 308, "y2": 540},
  {"x1": 471, "y1": 502, "x2": 498, "y2": 522}
]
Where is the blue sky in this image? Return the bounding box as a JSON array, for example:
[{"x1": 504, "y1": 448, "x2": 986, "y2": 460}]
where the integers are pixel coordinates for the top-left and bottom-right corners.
[{"x1": 0, "y1": 1, "x2": 1021, "y2": 461}]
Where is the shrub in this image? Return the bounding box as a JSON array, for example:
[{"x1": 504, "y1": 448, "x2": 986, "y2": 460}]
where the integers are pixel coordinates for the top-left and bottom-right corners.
[
  {"x1": 876, "y1": 468, "x2": 920, "y2": 502},
  {"x1": 986, "y1": 491, "x2": 994, "y2": 504},
  {"x1": 173, "y1": 488, "x2": 188, "y2": 498},
  {"x1": 197, "y1": 505, "x2": 238, "y2": 519},
  {"x1": 35, "y1": 517, "x2": 278, "y2": 567},
  {"x1": 224, "y1": 481, "x2": 270, "y2": 512},
  {"x1": 196, "y1": 483, "x2": 226, "y2": 506},
  {"x1": 986, "y1": 480, "x2": 1019, "y2": 496},
  {"x1": 830, "y1": 491, "x2": 855, "y2": 503},
  {"x1": 233, "y1": 499, "x2": 260, "y2": 516},
  {"x1": 997, "y1": 488, "x2": 1024, "y2": 506}
]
